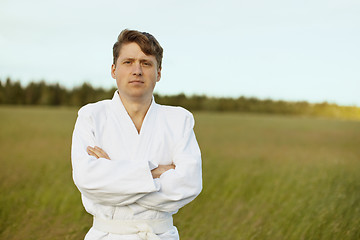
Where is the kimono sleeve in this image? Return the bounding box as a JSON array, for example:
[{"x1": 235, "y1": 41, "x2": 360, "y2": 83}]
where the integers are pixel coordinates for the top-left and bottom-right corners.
[
  {"x1": 136, "y1": 112, "x2": 202, "y2": 213},
  {"x1": 71, "y1": 107, "x2": 159, "y2": 206}
]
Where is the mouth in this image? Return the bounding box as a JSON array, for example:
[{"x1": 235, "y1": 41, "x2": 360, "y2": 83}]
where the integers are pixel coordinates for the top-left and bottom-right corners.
[{"x1": 129, "y1": 80, "x2": 144, "y2": 84}]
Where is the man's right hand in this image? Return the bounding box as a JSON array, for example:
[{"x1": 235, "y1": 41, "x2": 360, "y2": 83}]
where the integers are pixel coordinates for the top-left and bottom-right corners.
[
  {"x1": 151, "y1": 164, "x2": 175, "y2": 179},
  {"x1": 87, "y1": 146, "x2": 110, "y2": 160}
]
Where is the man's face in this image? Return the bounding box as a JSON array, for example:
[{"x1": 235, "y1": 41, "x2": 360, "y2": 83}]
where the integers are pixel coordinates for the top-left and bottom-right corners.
[{"x1": 111, "y1": 42, "x2": 161, "y2": 102}]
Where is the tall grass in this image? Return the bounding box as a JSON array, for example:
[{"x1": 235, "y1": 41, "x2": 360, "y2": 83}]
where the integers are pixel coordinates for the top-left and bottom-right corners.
[{"x1": 0, "y1": 107, "x2": 359, "y2": 240}]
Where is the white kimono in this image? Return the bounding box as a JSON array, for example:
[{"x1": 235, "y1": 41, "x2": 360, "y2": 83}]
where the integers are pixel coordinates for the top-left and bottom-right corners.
[{"x1": 71, "y1": 91, "x2": 202, "y2": 240}]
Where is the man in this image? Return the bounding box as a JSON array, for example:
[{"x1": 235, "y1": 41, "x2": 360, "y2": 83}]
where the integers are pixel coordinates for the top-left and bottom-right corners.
[{"x1": 71, "y1": 29, "x2": 202, "y2": 240}]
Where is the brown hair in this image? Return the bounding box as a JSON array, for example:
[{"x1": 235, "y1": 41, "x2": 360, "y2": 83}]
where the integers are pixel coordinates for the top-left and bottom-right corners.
[{"x1": 113, "y1": 29, "x2": 163, "y2": 69}]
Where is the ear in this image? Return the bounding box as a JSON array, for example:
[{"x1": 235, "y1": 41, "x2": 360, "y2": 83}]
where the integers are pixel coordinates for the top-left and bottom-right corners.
[
  {"x1": 156, "y1": 67, "x2": 162, "y2": 82},
  {"x1": 111, "y1": 64, "x2": 116, "y2": 79}
]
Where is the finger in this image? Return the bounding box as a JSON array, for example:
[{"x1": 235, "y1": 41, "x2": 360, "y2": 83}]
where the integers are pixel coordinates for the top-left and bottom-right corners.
[
  {"x1": 87, "y1": 146, "x2": 100, "y2": 158},
  {"x1": 94, "y1": 146, "x2": 106, "y2": 155},
  {"x1": 86, "y1": 146, "x2": 94, "y2": 155},
  {"x1": 87, "y1": 147, "x2": 98, "y2": 157},
  {"x1": 93, "y1": 146, "x2": 106, "y2": 157},
  {"x1": 90, "y1": 147, "x2": 102, "y2": 157},
  {"x1": 93, "y1": 146, "x2": 110, "y2": 160}
]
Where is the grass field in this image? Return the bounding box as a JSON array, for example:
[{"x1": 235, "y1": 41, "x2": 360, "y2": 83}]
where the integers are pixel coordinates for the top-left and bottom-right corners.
[{"x1": 0, "y1": 106, "x2": 359, "y2": 240}]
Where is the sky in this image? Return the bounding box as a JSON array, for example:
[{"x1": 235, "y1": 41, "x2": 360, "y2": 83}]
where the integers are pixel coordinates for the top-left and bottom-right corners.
[{"x1": 1, "y1": 0, "x2": 359, "y2": 106}]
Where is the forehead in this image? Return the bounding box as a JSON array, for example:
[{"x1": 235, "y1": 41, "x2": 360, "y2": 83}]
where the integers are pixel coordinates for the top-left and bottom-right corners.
[{"x1": 118, "y1": 42, "x2": 155, "y2": 61}]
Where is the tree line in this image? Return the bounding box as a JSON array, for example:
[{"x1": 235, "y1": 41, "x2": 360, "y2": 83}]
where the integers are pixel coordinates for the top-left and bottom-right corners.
[{"x1": 1, "y1": 77, "x2": 359, "y2": 120}]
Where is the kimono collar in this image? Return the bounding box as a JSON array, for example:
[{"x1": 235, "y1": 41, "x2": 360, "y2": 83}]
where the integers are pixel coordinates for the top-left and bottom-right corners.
[
  {"x1": 110, "y1": 90, "x2": 158, "y2": 136},
  {"x1": 111, "y1": 90, "x2": 156, "y2": 113}
]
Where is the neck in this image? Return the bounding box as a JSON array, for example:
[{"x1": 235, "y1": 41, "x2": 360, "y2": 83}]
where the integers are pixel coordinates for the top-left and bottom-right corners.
[{"x1": 118, "y1": 94, "x2": 152, "y2": 133}]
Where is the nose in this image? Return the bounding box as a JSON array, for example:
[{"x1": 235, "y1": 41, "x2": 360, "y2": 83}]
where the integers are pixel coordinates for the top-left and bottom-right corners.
[{"x1": 132, "y1": 62, "x2": 142, "y2": 76}]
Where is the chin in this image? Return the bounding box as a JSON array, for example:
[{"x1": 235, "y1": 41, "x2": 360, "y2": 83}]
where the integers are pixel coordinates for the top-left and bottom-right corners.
[{"x1": 130, "y1": 92, "x2": 152, "y2": 100}]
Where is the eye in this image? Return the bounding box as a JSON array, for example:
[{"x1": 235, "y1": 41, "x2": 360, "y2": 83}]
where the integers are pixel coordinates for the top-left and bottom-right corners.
[{"x1": 142, "y1": 61, "x2": 152, "y2": 66}]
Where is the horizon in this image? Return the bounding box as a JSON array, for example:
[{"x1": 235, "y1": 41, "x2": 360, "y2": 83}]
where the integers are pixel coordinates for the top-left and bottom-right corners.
[{"x1": 1, "y1": 77, "x2": 358, "y2": 107}]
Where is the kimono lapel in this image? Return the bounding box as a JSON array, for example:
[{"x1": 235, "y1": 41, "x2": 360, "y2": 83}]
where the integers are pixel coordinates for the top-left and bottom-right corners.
[
  {"x1": 109, "y1": 91, "x2": 158, "y2": 163},
  {"x1": 134, "y1": 99, "x2": 158, "y2": 162},
  {"x1": 109, "y1": 91, "x2": 139, "y2": 157}
]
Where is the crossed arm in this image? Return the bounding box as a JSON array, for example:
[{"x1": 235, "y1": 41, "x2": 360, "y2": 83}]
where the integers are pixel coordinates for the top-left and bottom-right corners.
[
  {"x1": 86, "y1": 146, "x2": 175, "y2": 179},
  {"x1": 72, "y1": 110, "x2": 202, "y2": 212}
]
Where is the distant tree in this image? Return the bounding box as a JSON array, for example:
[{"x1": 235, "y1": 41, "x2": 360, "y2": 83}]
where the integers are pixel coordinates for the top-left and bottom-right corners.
[
  {"x1": 49, "y1": 83, "x2": 65, "y2": 105},
  {"x1": 25, "y1": 82, "x2": 42, "y2": 105},
  {"x1": 0, "y1": 78, "x2": 359, "y2": 120},
  {"x1": 0, "y1": 80, "x2": 3, "y2": 104},
  {"x1": 188, "y1": 95, "x2": 207, "y2": 111},
  {"x1": 3, "y1": 78, "x2": 24, "y2": 104},
  {"x1": 38, "y1": 81, "x2": 52, "y2": 105}
]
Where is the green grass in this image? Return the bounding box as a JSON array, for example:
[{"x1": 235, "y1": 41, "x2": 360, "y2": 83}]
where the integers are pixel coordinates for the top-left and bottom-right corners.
[{"x1": 0, "y1": 107, "x2": 359, "y2": 240}]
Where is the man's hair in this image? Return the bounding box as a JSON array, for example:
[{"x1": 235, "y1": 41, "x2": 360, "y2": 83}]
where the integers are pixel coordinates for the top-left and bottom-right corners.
[{"x1": 113, "y1": 29, "x2": 163, "y2": 69}]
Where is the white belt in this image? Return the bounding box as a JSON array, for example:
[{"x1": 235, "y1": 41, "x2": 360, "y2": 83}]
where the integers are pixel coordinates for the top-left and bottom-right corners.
[{"x1": 93, "y1": 217, "x2": 173, "y2": 240}]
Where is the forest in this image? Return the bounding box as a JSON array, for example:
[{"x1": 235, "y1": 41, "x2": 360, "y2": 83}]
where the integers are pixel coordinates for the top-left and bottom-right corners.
[{"x1": 1, "y1": 77, "x2": 359, "y2": 120}]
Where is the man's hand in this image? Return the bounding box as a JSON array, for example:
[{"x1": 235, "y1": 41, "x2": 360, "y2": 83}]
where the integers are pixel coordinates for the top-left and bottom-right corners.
[
  {"x1": 151, "y1": 164, "x2": 175, "y2": 179},
  {"x1": 86, "y1": 146, "x2": 174, "y2": 178},
  {"x1": 87, "y1": 146, "x2": 110, "y2": 160}
]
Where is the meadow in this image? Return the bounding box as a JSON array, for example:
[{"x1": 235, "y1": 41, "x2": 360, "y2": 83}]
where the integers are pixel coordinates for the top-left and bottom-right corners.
[{"x1": 0, "y1": 106, "x2": 359, "y2": 240}]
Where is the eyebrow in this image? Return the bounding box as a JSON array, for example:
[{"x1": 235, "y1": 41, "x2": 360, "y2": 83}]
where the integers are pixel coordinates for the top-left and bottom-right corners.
[
  {"x1": 121, "y1": 57, "x2": 153, "y2": 61},
  {"x1": 120, "y1": 57, "x2": 155, "y2": 64}
]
